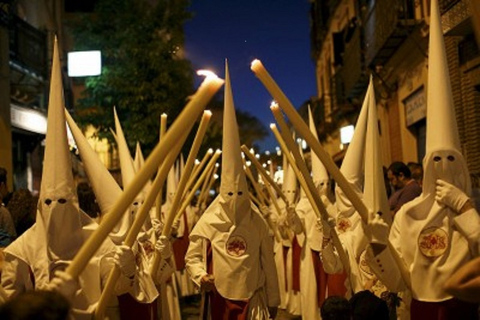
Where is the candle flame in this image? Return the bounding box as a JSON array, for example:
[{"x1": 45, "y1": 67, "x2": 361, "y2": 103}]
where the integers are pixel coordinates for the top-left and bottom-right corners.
[
  {"x1": 215, "y1": 149, "x2": 222, "y2": 154},
  {"x1": 207, "y1": 148, "x2": 214, "y2": 154},
  {"x1": 204, "y1": 110, "x2": 212, "y2": 116},
  {"x1": 270, "y1": 123, "x2": 276, "y2": 129},
  {"x1": 161, "y1": 113, "x2": 167, "y2": 117},
  {"x1": 197, "y1": 70, "x2": 218, "y2": 79},
  {"x1": 270, "y1": 101, "x2": 279, "y2": 109},
  {"x1": 251, "y1": 59, "x2": 261, "y2": 68}
]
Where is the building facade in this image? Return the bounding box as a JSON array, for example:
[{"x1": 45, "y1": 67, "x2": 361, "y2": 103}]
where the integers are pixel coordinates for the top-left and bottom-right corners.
[
  {"x1": 309, "y1": 0, "x2": 480, "y2": 189},
  {"x1": 0, "y1": 0, "x2": 118, "y2": 193}
]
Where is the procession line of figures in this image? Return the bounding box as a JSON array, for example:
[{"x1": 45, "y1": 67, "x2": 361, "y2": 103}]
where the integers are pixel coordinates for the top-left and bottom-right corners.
[{"x1": 1, "y1": 1, "x2": 480, "y2": 320}]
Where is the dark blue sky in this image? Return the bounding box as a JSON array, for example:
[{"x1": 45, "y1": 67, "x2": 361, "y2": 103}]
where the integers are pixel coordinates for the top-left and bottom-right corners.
[{"x1": 184, "y1": 0, "x2": 317, "y2": 152}]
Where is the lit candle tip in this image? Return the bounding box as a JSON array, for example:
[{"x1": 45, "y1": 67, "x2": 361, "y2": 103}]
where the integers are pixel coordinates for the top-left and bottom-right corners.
[{"x1": 197, "y1": 70, "x2": 218, "y2": 79}]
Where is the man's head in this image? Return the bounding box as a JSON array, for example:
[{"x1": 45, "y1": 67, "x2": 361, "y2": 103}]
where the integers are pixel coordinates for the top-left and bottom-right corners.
[
  {"x1": 407, "y1": 162, "x2": 423, "y2": 186},
  {"x1": 321, "y1": 295, "x2": 351, "y2": 320},
  {"x1": 0, "y1": 167, "x2": 8, "y2": 201},
  {"x1": 387, "y1": 162, "x2": 412, "y2": 191}
]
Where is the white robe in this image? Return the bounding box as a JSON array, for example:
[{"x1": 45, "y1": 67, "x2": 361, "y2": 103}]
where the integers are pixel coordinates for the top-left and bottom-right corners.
[
  {"x1": 295, "y1": 197, "x2": 324, "y2": 320},
  {"x1": 368, "y1": 195, "x2": 480, "y2": 301},
  {"x1": 173, "y1": 205, "x2": 198, "y2": 297},
  {"x1": 185, "y1": 197, "x2": 280, "y2": 319},
  {"x1": 2, "y1": 223, "x2": 132, "y2": 320}
]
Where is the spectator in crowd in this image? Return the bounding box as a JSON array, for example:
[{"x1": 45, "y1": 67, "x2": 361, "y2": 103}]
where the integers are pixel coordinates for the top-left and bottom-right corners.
[
  {"x1": 0, "y1": 168, "x2": 16, "y2": 243},
  {"x1": 387, "y1": 161, "x2": 422, "y2": 216},
  {"x1": 0, "y1": 290, "x2": 71, "y2": 320},
  {"x1": 7, "y1": 189, "x2": 36, "y2": 237},
  {"x1": 321, "y1": 296, "x2": 352, "y2": 320},
  {"x1": 350, "y1": 290, "x2": 389, "y2": 320},
  {"x1": 76, "y1": 181, "x2": 100, "y2": 220},
  {"x1": 0, "y1": 167, "x2": 13, "y2": 206},
  {"x1": 407, "y1": 162, "x2": 424, "y2": 187}
]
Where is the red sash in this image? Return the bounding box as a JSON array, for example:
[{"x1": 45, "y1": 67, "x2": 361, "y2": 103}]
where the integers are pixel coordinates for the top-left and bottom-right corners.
[
  {"x1": 411, "y1": 298, "x2": 479, "y2": 320},
  {"x1": 327, "y1": 271, "x2": 348, "y2": 297},
  {"x1": 291, "y1": 236, "x2": 301, "y2": 291},
  {"x1": 205, "y1": 241, "x2": 250, "y2": 320},
  {"x1": 172, "y1": 212, "x2": 189, "y2": 270},
  {"x1": 311, "y1": 249, "x2": 327, "y2": 306},
  {"x1": 118, "y1": 294, "x2": 157, "y2": 320}
]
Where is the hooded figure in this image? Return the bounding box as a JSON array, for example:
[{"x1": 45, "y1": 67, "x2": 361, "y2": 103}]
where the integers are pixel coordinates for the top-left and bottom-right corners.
[
  {"x1": 320, "y1": 78, "x2": 392, "y2": 300},
  {"x1": 1, "y1": 38, "x2": 131, "y2": 319},
  {"x1": 280, "y1": 155, "x2": 302, "y2": 317},
  {"x1": 166, "y1": 156, "x2": 199, "y2": 298},
  {"x1": 185, "y1": 61, "x2": 280, "y2": 320},
  {"x1": 65, "y1": 111, "x2": 161, "y2": 311},
  {"x1": 368, "y1": 1, "x2": 480, "y2": 319},
  {"x1": 293, "y1": 106, "x2": 332, "y2": 320},
  {"x1": 112, "y1": 110, "x2": 180, "y2": 320}
]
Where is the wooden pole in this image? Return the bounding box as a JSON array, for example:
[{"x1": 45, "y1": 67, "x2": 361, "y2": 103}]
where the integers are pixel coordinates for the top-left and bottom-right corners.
[
  {"x1": 65, "y1": 74, "x2": 223, "y2": 279},
  {"x1": 251, "y1": 60, "x2": 368, "y2": 223},
  {"x1": 156, "y1": 113, "x2": 168, "y2": 220},
  {"x1": 241, "y1": 145, "x2": 288, "y2": 205},
  {"x1": 270, "y1": 120, "x2": 350, "y2": 274}
]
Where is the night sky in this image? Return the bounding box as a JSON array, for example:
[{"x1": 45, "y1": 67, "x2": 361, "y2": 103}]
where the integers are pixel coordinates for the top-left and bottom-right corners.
[{"x1": 184, "y1": 0, "x2": 317, "y2": 152}]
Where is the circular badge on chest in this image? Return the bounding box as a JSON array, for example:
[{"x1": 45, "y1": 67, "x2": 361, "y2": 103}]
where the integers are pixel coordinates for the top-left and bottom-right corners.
[
  {"x1": 226, "y1": 235, "x2": 247, "y2": 257},
  {"x1": 337, "y1": 218, "x2": 351, "y2": 233},
  {"x1": 418, "y1": 226, "x2": 449, "y2": 258}
]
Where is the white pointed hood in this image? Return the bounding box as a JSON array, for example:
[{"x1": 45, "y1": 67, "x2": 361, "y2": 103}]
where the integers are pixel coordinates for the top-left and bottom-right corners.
[
  {"x1": 133, "y1": 141, "x2": 152, "y2": 195},
  {"x1": 134, "y1": 142, "x2": 143, "y2": 173},
  {"x1": 335, "y1": 79, "x2": 369, "y2": 223},
  {"x1": 165, "y1": 165, "x2": 177, "y2": 206},
  {"x1": 219, "y1": 60, "x2": 250, "y2": 225},
  {"x1": 308, "y1": 106, "x2": 329, "y2": 196},
  {"x1": 65, "y1": 110, "x2": 132, "y2": 244},
  {"x1": 422, "y1": 0, "x2": 470, "y2": 196},
  {"x1": 363, "y1": 78, "x2": 392, "y2": 225},
  {"x1": 283, "y1": 161, "x2": 297, "y2": 205},
  {"x1": 38, "y1": 37, "x2": 84, "y2": 262},
  {"x1": 113, "y1": 107, "x2": 136, "y2": 189},
  {"x1": 113, "y1": 108, "x2": 146, "y2": 228}
]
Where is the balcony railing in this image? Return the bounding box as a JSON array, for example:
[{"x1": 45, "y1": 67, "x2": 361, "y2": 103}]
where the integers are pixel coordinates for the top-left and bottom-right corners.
[
  {"x1": 339, "y1": 27, "x2": 368, "y2": 100},
  {"x1": 440, "y1": 0, "x2": 471, "y2": 34},
  {"x1": 439, "y1": 0, "x2": 462, "y2": 14},
  {"x1": 364, "y1": 0, "x2": 419, "y2": 67},
  {"x1": 9, "y1": 14, "x2": 47, "y2": 79}
]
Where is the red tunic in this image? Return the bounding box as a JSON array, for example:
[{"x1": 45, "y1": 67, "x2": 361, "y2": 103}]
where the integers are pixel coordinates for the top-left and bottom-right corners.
[
  {"x1": 205, "y1": 242, "x2": 250, "y2": 320},
  {"x1": 410, "y1": 298, "x2": 479, "y2": 320},
  {"x1": 172, "y1": 212, "x2": 190, "y2": 270}
]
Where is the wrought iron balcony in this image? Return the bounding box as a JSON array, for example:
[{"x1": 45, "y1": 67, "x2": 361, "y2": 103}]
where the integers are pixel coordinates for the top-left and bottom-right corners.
[
  {"x1": 364, "y1": 0, "x2": 419, "y2": 67},
  {"x1": 9, "y1": 14, "x2": 47, "y2": 79},
  {"x1": 338, "y1": 27, "x2": 368, "y2": 100},
  {"x1": 439, "y1": 0, "x2": 471, "y2": 34}
]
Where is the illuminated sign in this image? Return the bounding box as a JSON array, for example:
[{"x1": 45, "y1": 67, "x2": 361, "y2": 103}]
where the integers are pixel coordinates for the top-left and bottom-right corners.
[{"x1": 67, "y1": 51, "x2": 101, "y2": 77}]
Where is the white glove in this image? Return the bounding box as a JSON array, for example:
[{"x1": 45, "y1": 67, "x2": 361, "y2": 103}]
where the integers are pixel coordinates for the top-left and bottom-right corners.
[
  {"x1": 260, "y1": 205, "x2": 271, "y2": 218},
  {"x1": 171, "y1": 218, "x2": 180, "y2": 232},
  {"x1": 48, "y1": 270, "x2": 79, "y2": 302},
  {"x1": 155, "y1": 235, "x2": 172, "y2": 259},
  {"x1": 151, "y1": 218, "x2": 164, "y2": 239},
  {"x1": 435, "y1": 179, "x2": 470, "y2": 213},
  {"x1": 286, "y1": 205, "x2": 297, "y2": 223},
  {"x1": 316, "y1": 217, "x2": 334, "y2": 238},
  {"x1": 114, "y1": 244, "x2": 137, "y2": 279},
  {"x1": 368, "y1": 214, "x2": 390, "y2": 245}
]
